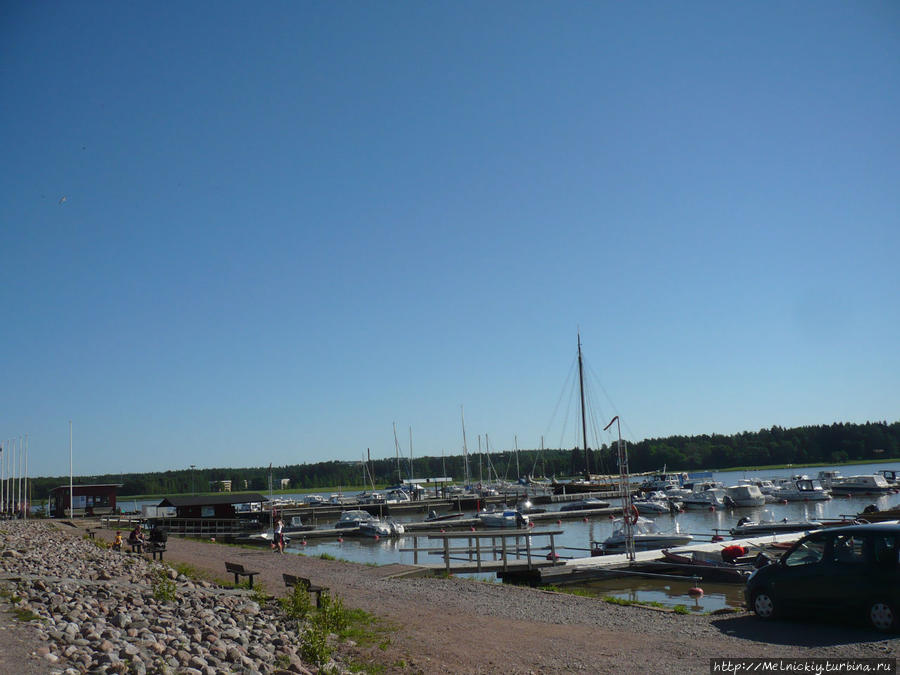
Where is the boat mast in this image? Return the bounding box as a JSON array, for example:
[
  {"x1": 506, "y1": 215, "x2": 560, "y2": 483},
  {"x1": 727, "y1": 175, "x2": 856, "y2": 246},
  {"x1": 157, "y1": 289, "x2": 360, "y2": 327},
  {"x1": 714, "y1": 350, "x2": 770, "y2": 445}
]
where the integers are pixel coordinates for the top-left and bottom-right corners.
[
  {"x1": 393, "y1": 422, "x2": 402, "y2": 483},
  {"x1": 408, "y1": 426, "x2": 414, "y2": 481},
  {"x1": 577, "y1": 332, "x2": 590, "y2": 479},
  {"x1": 605, "y1": 415, "x2": 635, "y2": 561},
  {"x1": 460, "y1": 405, "x2": 470, "y2": 487}
]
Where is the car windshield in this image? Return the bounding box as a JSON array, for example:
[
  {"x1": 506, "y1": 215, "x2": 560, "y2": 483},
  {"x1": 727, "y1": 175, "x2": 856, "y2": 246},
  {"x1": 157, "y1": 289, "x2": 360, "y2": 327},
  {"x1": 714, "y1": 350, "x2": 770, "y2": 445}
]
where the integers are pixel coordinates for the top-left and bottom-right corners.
[{"x1": 785, "y1": 535, "x2": 827, "y2": 567}]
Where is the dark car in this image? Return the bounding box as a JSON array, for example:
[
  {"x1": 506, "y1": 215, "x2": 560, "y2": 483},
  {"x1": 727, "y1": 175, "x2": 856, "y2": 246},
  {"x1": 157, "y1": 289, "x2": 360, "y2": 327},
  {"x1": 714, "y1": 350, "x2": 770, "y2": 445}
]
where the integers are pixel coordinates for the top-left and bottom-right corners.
[{"x1": 745, "y1": 522, "x2": 900, "y2": 632}]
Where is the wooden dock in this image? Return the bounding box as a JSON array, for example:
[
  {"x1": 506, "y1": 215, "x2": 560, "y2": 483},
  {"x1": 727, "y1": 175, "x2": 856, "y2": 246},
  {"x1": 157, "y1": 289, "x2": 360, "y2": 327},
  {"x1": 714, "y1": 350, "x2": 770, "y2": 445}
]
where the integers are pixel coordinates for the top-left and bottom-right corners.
[{"x1": 537, "y1": 531, "x2": 806, "y2": 585}]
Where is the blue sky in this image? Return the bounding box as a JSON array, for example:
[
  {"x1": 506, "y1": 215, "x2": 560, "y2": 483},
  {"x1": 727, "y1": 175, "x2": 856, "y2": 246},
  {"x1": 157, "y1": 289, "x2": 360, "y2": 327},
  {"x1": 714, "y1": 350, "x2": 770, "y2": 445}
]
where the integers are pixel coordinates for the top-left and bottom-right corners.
[{"x1": 2, "y1": 2, "x2": 898, "y2": 478}]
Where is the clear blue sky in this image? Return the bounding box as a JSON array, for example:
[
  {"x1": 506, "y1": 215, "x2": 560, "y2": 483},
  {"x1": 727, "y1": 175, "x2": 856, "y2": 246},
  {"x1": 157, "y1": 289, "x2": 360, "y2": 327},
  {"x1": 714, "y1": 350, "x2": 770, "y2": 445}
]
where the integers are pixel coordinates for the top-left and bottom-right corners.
[{"x1": 2, "y1": 2, "x2": 898, "y2": 478}]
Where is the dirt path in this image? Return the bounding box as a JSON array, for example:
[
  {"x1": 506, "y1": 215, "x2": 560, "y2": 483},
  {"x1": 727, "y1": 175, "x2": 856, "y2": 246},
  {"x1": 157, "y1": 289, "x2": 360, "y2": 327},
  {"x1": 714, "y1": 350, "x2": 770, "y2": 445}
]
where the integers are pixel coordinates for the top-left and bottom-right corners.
[{"x1": 132, "y1": 529, "x2": 899, "y2": 674}]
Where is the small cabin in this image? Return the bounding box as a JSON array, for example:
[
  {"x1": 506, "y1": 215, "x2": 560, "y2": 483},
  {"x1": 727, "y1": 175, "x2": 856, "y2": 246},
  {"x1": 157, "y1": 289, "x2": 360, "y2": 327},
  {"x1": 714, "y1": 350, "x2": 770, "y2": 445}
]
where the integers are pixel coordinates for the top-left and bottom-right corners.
[
  {"x1": 156, "y1": 493, "x2": 269, "y2": 520},
  {"x1": 49, "y1": 483, "x2": 123, "y2": 517}
]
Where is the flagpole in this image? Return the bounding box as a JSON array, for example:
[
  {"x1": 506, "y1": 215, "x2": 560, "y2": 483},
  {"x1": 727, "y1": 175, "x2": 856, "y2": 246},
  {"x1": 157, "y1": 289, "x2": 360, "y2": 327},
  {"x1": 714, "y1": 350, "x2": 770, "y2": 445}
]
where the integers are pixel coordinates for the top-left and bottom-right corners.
[
  {"x1": 69, "y1": 421, "x2": 73, "y2": 518},
  {"x1": 23, "y1": 435, "x2": 28, "y2": 521}
]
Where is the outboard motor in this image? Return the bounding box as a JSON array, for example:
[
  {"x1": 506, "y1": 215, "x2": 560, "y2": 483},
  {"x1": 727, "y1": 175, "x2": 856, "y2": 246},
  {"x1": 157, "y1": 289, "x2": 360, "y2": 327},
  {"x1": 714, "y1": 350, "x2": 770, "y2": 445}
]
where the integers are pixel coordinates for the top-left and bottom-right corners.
[
  {"x1": 724, "y1": 495, "x2": 736, "y2": 508},
  {"x1": 863, "y1": 504, "x2": 878, "y2": 514},
  {"x1": 736, "y1": 516, "x2": 750, "y2": 528}
]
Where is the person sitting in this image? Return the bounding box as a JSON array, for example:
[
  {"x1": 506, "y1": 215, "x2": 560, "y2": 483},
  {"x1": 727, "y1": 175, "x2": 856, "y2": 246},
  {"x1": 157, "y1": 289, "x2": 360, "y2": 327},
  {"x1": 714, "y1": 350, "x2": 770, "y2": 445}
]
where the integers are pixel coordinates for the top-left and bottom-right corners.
[
  {"x1": 127, "y1": 525, "x2": 145, "y2": 552},
  {"x1": 112, "y1": 531, "x2": 123, "y2": 551}
]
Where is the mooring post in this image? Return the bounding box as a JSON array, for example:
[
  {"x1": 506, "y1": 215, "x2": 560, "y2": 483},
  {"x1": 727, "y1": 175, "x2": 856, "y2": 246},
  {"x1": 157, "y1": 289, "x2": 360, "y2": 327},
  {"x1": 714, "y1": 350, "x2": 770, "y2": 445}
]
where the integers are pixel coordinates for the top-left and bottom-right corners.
[
  {"x1": 502, "y1": 534, "x2": 508, "y2": 572},
  {"x1": 413, "y1": 535, "x2": 418, "y2": 564},
  {"x1": 526, "y1": 533, "x2": 532, "y2": 569}
]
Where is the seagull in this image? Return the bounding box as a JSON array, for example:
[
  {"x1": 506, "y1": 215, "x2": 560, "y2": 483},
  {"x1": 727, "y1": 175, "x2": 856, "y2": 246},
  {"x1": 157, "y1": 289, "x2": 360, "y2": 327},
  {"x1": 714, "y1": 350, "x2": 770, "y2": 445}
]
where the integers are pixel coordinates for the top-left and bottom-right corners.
[{"x1": 58, "y1": 196, "x2": 67, "y2": 205}]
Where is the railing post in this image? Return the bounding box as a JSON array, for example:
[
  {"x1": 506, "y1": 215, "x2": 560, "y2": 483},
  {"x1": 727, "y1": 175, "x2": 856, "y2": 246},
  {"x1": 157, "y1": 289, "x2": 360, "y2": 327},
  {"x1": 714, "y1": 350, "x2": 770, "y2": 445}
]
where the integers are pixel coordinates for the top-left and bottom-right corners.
[
  {"x1": 502, "y1": 534, "x2": 508, "y2": 572},
  {"x1": 550, "y1": 533, "x2": 557, "y2": 562},
  {"x1": 526, "y1": 532, "x2": 532, "y2": 570},
  {"x1": 413, "y1": 535, "x2": 418, "y2": 565},
  {"x1": 444, "y1": 535, "x2": 450, "y2": 574},
  {"x1": 476, "y1": 535, "x2": 482, "y2": 572}
]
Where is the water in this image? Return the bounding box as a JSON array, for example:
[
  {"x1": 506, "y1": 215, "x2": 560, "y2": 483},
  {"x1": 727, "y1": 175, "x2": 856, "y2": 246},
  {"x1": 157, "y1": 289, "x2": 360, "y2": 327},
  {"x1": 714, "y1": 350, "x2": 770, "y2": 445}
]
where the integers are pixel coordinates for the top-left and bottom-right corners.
[{"x1": 280, "y1": 461, "x2": 900, "y2": 611}]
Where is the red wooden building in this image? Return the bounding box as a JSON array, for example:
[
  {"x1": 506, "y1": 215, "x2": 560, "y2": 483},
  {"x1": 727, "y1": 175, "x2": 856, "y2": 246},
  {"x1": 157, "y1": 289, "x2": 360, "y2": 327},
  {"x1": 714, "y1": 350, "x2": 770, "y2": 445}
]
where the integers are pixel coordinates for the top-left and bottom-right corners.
[{"x1": 49, "y1": 484, "x2": 123, "y2": 517}]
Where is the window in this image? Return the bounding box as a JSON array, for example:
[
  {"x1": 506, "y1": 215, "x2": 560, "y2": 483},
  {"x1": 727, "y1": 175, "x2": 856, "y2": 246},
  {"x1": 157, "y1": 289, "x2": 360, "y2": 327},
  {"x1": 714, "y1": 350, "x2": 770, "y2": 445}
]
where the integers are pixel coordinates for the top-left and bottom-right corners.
[
  {"x1": 785, "y1": 535, "x2": 827, "y2": 567},
  {"x1": 874, "y1": 535, "x2": 898, "y2": 569},
  {"x1": 831, "y1": 534, "x2": 865, "y2": 564}
]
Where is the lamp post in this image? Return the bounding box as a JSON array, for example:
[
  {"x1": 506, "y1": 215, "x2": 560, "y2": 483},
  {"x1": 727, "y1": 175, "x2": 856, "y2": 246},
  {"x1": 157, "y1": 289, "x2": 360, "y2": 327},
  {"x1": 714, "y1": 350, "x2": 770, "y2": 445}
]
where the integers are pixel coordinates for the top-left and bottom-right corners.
[{"x1": 191, "y1": 465, "x2": 196, "y2": 495}]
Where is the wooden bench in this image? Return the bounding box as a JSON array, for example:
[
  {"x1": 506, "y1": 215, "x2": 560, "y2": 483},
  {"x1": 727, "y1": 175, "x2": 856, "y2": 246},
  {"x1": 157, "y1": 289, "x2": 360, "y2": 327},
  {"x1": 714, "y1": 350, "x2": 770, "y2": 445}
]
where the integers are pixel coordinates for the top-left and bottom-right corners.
[
  {"x1": 147, "y1": 542, "x2": 166, "y2": 561},
  {"x1": 283, "y1": 573, "x2": 330, "y2": 609},
  {"x1": 128, "y1": 538, "x2": 143, "y2": 554},
  {"x1": 225, "y1": 561, "x2": 260, "y2": 588}
]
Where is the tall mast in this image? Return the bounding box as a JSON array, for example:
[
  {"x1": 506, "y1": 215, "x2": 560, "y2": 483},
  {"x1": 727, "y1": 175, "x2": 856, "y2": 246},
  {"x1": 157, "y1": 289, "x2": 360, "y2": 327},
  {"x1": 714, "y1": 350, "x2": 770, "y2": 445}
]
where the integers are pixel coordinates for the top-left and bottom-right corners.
[
  {"x1": 578, "y1": 332, "x2": 590, "y2": 478},
  {"x1": 408, "y1": 426, "x2": 414, "y2": 481},
  {"x1": 460, "y1": 406, "x2": 470, "y2": 487},
  {"x1": 393, "y1": 422, "x2": 402, "y2": 483}
]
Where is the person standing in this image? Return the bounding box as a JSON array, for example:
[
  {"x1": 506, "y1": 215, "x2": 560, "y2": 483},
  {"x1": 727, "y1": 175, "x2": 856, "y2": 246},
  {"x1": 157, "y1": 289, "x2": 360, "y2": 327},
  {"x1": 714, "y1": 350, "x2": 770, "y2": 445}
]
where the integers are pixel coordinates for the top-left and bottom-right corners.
[{"x1": 274, "y1": 518, "x2": 285, "y2": 553}]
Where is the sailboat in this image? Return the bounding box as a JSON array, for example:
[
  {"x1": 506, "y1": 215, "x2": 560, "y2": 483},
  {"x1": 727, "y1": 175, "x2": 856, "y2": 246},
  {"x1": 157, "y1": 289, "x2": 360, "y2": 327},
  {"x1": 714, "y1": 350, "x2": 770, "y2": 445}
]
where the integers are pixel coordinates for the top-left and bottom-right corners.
[{"x1": 551, "y1": 334, "x2": 618, "y2": 495}]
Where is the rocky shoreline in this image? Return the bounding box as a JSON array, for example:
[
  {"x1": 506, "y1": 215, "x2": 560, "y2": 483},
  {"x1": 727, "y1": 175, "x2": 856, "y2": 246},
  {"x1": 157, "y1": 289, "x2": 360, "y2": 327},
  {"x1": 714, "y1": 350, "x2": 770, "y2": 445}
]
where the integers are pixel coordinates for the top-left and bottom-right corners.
[{"x1": 0, "y1": 520, "x2": 339, "y2": 674}]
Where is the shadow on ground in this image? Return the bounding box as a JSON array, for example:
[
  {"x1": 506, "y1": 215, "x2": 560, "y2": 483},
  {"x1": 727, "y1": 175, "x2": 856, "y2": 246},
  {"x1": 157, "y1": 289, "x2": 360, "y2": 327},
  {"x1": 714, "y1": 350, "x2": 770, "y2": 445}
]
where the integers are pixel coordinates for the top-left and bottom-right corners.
[{"x1": 711, "y1": 614, "x2": 897, "y2": 648}]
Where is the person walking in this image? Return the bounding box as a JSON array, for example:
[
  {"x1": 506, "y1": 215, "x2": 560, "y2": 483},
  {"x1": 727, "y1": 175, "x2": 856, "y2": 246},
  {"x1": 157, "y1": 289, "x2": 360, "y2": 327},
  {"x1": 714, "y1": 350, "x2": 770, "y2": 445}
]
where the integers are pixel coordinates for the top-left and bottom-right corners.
[{"x1": 274, "y1": 518, "x2": 285, "y2": 553}]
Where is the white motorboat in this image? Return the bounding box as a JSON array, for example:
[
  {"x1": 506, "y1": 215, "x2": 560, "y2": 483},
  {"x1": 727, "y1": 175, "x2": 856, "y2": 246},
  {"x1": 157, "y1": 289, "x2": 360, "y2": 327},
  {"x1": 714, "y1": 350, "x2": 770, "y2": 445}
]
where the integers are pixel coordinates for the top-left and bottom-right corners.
[
  {"x1": 597, "y1": 517, "x2": 693, "y2": 554},
  {"x1": 778, "y1": 478, "x2": 831, "y2": 501},
  {"x1": 335, "y1": 510, "x2": 375, "y2": 529},
  {"x1": 633, "y1": 492, "x2": 678, "y2": 514},
  {"x1": 359, "y1": 517, "x2": 405, "y2": 537},
  {"x1": 681, "y1": 487, "x2": 731, "y2": 510},
  {"x1": 829, "y1": 474, "x2": 895, "y2": 495},
  {"x1": 477, "y1": 507, "x2": 529, "y2": 528},
  {"x1": 877, "y1": 470, "x2": 900, "y2": 487},
  {"x1": 730, "y1": 512, "x2": 823, "y2": 536},
  {"x1": 724, "y1": 484, "x2": 766, "y2": 507}
]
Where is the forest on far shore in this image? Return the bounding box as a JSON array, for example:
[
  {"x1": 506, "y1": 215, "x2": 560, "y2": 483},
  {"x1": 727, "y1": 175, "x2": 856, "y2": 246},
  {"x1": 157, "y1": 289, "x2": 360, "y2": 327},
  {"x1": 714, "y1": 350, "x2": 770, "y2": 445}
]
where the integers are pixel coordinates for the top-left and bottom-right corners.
[{"x1": 25, "y1": 420, "x2": 900, "y2": 500}]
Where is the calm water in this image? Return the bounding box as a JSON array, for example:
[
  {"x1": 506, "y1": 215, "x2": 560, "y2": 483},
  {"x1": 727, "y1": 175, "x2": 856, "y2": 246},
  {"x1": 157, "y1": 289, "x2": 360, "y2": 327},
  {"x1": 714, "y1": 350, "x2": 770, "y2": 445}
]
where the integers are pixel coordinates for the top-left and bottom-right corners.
[{"x1": 283, "y1": 461, "x2": 899, "y2": 611}]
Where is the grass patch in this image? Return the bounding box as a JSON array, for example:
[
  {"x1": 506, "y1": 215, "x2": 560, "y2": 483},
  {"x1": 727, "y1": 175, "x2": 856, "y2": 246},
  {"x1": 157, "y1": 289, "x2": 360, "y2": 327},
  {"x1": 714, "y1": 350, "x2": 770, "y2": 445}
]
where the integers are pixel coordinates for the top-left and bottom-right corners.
[
  {"x1": 539, "y1": 584, "x2": 594, "y2": 598},
  {"x1": 11, "y1": 607, "x2": 42, "y2": 622},
  {"x1": 151, "y1": 568, "x2": 177, "y2": 603},
  {"x1": 672, "y1": 604, "x2": 690, "y2": 614}
]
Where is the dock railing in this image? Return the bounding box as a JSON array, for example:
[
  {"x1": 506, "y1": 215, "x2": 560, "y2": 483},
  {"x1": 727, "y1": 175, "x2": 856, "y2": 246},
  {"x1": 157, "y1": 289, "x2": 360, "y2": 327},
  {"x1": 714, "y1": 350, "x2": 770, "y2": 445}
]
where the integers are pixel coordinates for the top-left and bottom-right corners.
[{"x1": 402, "y1": 529, "x2": 564, "y2": 574}]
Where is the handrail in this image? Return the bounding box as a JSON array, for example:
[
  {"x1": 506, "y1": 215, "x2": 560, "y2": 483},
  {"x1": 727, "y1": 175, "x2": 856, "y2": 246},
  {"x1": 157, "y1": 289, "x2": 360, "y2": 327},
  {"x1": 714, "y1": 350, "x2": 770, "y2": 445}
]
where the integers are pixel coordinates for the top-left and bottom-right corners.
[{"x1": 402, "y1": 529, "x2": 564, "y2": 572}]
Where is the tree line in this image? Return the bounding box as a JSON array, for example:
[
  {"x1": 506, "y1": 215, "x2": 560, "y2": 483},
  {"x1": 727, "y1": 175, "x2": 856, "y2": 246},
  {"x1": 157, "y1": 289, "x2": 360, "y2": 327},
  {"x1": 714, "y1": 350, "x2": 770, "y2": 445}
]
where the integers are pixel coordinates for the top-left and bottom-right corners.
[{"x1": 26, "y1": 420, "x2": 900, "y2": 499}]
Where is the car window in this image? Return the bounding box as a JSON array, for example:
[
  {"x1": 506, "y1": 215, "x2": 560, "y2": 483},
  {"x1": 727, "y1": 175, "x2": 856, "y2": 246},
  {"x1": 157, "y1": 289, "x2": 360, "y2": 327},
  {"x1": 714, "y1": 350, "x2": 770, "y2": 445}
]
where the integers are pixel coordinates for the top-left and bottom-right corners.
[
  {"x1": 831, "y1": 534, "x2": 865, "y2": 564},
  {"x1": 785, "y1": 535, "x2": 827, "y2": 567},
  {"x1": 873, "y1": 534, "x2": 898, "y2": 570}
]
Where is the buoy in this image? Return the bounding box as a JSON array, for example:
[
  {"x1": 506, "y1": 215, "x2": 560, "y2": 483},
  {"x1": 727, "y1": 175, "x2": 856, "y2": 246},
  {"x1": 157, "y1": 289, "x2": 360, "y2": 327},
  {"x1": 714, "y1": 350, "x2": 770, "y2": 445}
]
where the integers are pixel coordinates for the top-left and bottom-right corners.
[
  {"x1": 781, "y1": 499, "x2": 788, "y2": 504},
  {"x1": 529, "y1": 521, "x2": 535, "y2": 528},
  {"x1": 546, "y1": 552, "x2": 560, "y2": 560},
  {"x1": 210, "y1": 537, "x2": 215, "y2": 543},
  {"x1": 688, "y1": 586, "x2": 704, "y2": 597},
  {"x1": 711, "y1": 534, "x2": 724, "y2": 542},
  {"x1": 374, "y1": 535, "x2": 380, "y2": 541},
  {"x1": 440, "y1": 528, "x2": 445, "y2": 533},
  {"x1": 708, "y1": 505, "x2": 715, "y2": 511},
  {"x1": 556, "y1": 519, "x2": 561, "y2": 525},
  {"x1": 583, "y1": 517, "x2": 588, "y2": 523},
  {"x1": 337, "y1": 537, "x2": 343, "y2": 543},
  {"x1": 301, "y1": 540, "x2": 307, "y2": 546},
  {"x1": 609, "y1": 514, "x2": 615, "y2": 520},
  {"x1": 470, "y1": 526, "x2": 476, "y2": 532}
]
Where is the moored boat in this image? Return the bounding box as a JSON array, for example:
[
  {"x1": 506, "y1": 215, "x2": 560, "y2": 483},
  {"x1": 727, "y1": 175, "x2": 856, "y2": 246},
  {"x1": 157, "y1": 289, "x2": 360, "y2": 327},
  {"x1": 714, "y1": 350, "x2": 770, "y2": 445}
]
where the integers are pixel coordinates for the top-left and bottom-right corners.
[
  {"x1": 730, "y1": 513, "x2": 822, "y2": 537},
  {"x1": 477, "y1": 506, "x2": 529, "y2": 528},
  {"x1": 594, "y1": 516, "x2": 693, "y2": 554}
]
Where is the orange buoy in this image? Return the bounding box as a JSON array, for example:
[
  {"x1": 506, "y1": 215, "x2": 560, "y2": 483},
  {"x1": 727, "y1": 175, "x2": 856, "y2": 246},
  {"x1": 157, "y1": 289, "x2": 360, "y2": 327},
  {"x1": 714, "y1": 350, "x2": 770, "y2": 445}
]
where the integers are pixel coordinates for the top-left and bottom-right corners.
[
  {"x1": 470, "y1": 526, "x2": 476, "y2": 532},
  {"x1": 556, "y1": 520, "x2": 562, "y2": 525},
  {"x1": 688, "y1": 587, "x2": 704, "y2": 597},
  {"x1": 337, "y1": 537, "x2": 343, "y2": 543},
  {"x1": 374, "y1": 535, "x2": 380, "y2": 541},
  {"x1": 546, "y1": 552, "x2": 560, "y2": 560},
  {"x1": 583, "y1": 517, "x2": 588, "y2": 523},
  {"x1": 529, "y1": 521, "x2": 535, "y2": 528},
  {"x1": 210, "y1": 537, "x2": 216, "y2": 543},
  {"x1": 711, "y1": 535, "x2": 724, "y2": 542},
  {"x1": 440, "y1": 528, "x2": 445, "y2": 533},
  {"x1": 301, "y1": 540, "x2": 307, "y2": 546}
]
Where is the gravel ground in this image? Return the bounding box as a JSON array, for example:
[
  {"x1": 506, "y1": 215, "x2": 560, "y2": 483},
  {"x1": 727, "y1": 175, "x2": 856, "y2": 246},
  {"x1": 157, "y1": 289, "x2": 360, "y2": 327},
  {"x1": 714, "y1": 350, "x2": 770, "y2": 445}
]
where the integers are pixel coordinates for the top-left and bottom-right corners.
[{"x1": 3, "y1": 521, "x2": 898, "y2": 674}]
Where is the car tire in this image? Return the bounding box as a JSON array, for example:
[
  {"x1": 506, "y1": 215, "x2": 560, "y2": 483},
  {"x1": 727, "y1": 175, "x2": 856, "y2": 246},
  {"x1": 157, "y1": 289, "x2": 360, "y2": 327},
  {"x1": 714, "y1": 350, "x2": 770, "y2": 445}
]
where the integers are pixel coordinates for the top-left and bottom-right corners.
[
  {"x1": 868, "y1": 600, "x2": 897, "y2": 632},
  {"x1": 751, "y1": 591, "x2": 777, "y2": 620}
]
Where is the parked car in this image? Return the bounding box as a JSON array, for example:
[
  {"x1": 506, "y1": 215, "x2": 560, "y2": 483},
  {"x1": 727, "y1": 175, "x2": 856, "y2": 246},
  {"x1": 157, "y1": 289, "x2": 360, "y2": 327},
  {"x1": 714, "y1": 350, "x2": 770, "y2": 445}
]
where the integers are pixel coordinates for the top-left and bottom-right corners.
[{"x1": 745, "y1": 522, "x2": 900, "y2": 632}]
